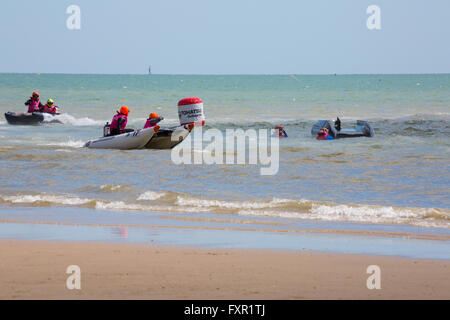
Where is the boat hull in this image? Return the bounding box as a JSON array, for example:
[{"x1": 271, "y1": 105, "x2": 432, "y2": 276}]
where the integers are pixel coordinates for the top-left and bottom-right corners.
[
  {"x1": 144, "y1": 125, "x2": 191, "y2": 149},
  {"x1": 84, "y1": 127, "x2": 157, "y2": 150},
  {"x1": 5, "y1": 112, "x2": 45, "y2": 125}
]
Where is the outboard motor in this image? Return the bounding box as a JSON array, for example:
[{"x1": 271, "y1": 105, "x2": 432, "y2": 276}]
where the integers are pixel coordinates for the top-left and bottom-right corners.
[
  {"x1": 178, "y1": 97, "x2": 205, "y2": 128},
  {"x1": 103, "y1": 122, "x2": 111, "y2": 137}
]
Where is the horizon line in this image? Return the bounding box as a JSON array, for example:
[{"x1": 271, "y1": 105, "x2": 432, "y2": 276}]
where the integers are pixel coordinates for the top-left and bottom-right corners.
[{"x1": 1, "y1": 72, "x2": 449, "y2": 76}]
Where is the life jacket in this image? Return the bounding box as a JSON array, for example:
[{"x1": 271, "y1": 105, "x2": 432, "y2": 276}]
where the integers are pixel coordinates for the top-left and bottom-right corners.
[
  {"x1": 317, "y1": 132, "x2": 334, "y2": 140},
  {"x1": 317, "y1": 133, "x2": 327, "y2": 140},
  {"x1": 143, "y1": 119, "x2": 157, "y2": 128},
  {"x1": 110, "y1": 113, "x2": 127, "y2": 130},
  {"x1": 143, "y1": 116, "x2": 163, "y2": 129},
  {"x1": 144, "y1": 120, "x2": 156, "y2": 128},
  {"x1": 41, "y1": 104, "x2": 57, "y2": 114},
  {"x1": 27, "y1": 99, "x2": 40, "y2": 113}
]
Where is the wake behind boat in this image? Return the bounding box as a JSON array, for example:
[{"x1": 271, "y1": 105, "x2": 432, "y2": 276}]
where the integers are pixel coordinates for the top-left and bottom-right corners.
[{"x1": 4, "y1": 111, "x2": 61, "y2": 125}]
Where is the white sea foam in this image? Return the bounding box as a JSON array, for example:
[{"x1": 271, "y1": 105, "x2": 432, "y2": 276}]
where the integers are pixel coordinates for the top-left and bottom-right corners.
[
  {"x1": 239, "y1": 203, "x2": 450, "y2": 228},
  {"x1": 137, "y1": 191, "x2": 167, "y2": 201},
  {"x1": 100, "y1": 184, "x2": 123, "y2": 192},
  {"x1": 43, "y1": 113, "x2": 105, "y2": 126},
  {"x1": 175, "y1": 196, "x2": 305, "y2": 210},
  {"x1": 1, "y1": 192, "x2": 448, "y2": 228},
  {"x1": 40, "y1": 139, "x2": 85, "y2": 148},
  {"x1": 0, "y1": 194, "x2": 92, "y2": 206}
]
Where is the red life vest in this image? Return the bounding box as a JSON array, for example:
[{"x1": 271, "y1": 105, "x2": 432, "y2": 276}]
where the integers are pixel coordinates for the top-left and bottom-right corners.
[
  {"x1": 143, "y1": 119, "x2": 156, "y2": 129},
  {"x1": 110, "y1": 113, "x2": 127, "y2": 130},
  {"x1": 317, "y1": 133, "x2": 330, "y2": 140},
  {"x1": 27, "y1": 99, "x2": 40, "y2": 113},
  {"x1": 41, "y1": 104, "x2": 57, "y2": 114}
]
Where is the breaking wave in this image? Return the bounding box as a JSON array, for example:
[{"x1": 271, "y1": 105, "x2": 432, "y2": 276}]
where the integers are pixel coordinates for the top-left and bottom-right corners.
[{"x1": 0, "y1": 192, "x2": 449, "y2": 228}]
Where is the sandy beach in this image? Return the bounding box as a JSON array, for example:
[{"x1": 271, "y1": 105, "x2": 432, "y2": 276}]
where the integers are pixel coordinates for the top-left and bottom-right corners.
[{"x1": 1, "y1": 240, "x2": 448, "y2": 300}]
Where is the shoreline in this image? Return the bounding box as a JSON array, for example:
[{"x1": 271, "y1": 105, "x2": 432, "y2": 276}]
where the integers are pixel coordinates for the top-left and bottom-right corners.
[
  {"x1": 1, "y1": 239, "x2": 449, "y2": 300},
  {"x1": 0, "y1": 206, "x2": 449, "y2": 260}
]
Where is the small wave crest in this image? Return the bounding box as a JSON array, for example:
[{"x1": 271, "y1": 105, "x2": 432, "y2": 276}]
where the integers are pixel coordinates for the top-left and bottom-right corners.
[
  {"x1": 100, "y1": 184, "x2": 132, "y2": 192},
  {"x1": 137, "y1": 191, "x2": 167, "y2": 201}
]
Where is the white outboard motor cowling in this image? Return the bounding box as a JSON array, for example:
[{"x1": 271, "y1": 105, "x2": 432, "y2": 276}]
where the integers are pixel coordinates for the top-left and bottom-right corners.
[{"x1": 177, "y1": 97, "x2": 205, "y2": 126}]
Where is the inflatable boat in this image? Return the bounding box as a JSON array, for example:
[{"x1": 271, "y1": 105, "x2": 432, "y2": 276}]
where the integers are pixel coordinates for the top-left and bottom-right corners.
[
  {"x1": 144, "y1": 125, "x2": 192, "y2": 149},
  {"x1": 84, "y1": 127, "x2": 158, "y2": 150},
  {"x1": 4, "y1": 111, "x2": 61, "y2": 125},
  {"x1": 85, "y1": 97, "x2": 205, "y2": 151},
  {"x1": 311, "y1": 119, "x2": 374, "y2": 138}
]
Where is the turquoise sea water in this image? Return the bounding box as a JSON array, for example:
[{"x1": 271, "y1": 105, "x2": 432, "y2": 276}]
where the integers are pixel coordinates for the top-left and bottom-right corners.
[{"x1": 0, "y1": 73, "x2": 449, "y2": 237}]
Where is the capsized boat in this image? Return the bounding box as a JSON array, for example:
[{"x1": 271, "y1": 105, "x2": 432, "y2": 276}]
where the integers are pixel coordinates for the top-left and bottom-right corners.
[
  {"x1": 144, "y1": 124, "x2": 192, "y2": 149},
  {"x1": 4, "y1": 111, "x2": 61, "y2": 125},
  {"x1": 84, "y1": 127, "x2": 158, "y2": 150},
  {"x1": 311, "y1": 120, "x2": 374, "y2": 138}
]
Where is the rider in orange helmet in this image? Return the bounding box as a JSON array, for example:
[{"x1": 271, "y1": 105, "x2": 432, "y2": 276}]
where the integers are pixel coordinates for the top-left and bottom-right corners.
[
  {"x1": 25, "y1": 91, "x2": 43, "y2": 113},
  {"x1": 143, "y1": 112, "x2": 164, "y2": 129},
  {"x1": 109, "y1": 106, "x2": 133, "y2": 136}
]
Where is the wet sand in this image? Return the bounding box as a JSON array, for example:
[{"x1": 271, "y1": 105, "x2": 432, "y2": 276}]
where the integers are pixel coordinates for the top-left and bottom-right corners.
[{"x1": 0, "y1": 240, "x2": 449, "y2": 299}]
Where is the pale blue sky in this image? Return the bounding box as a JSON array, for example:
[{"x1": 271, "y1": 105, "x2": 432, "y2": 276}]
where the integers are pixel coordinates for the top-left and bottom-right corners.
[{"x1": 0, "y1": 0, "x2": 449, "y2": 74}]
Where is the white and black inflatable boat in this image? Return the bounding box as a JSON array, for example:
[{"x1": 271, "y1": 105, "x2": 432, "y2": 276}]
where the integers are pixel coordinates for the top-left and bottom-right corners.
[
  {"x1": 84, "y1": 127, "x2": 158, "y2": 150},
  {"x1": 85, "y1": 97, "x2": 205, "y2": 150},
  {"x1": 311, "y1": 119, "x2": 374, "y2": 138}
]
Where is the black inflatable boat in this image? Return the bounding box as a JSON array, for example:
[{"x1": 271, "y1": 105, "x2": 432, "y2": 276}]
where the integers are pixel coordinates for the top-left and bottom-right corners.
[
  {"x1": 4, "y1": 112, "x2": 60, "y2": 125},
  {"x1": 311, "y1": 119, "x2": 374, "y2": 138}
]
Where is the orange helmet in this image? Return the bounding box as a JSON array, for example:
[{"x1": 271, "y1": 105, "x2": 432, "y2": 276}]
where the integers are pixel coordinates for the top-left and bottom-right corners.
[
  {"x1": 275, "y1": 125, "x2": 283, "y2": 129},
  {"x1": 32, "y1": 91, "x2": 39, "y2": 99},
  {"x1": 149, "y1": 112, "x2": 159, "y2": 119},
  {"x1": 119, "y1": 106, "x2": 129, "y2": 116}
]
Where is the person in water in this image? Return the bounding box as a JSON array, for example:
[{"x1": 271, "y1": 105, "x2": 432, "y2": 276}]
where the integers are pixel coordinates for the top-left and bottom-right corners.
[
  {"x1": 275, "y1": 125, "x2": 288, "y2": 138},
  {"x1": 316, "y1": 128, "x2": 334, "y2": 140},
  {"x1": 40, "y1": 99, "x2": 59, "y2": 114},
  {"x1": 143, "y1": 113, "x2": 164, "y2": 128},
  {"x1": 110, "y1": 106, "x2": 134, "y2": 136},
  {"x1": 24, "y1": 91, "x2": 43, "y2": 113}
]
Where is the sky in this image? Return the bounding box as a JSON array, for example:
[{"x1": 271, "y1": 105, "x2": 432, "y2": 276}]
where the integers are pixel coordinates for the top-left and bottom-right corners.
[{"x1": 0, "y1": 0, "x2": 449, "y2": 74}]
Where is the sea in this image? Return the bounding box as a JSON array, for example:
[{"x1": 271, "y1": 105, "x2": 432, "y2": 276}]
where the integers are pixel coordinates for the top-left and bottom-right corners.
[{"x1": 0, "y1": 73, "x2": 449, "y2": 258}]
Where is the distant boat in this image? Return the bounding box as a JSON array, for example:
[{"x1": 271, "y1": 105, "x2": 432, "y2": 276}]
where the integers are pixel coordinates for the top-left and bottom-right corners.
[{"x1": 148, "y1": 66, "x2": 152, "y2": 75}]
